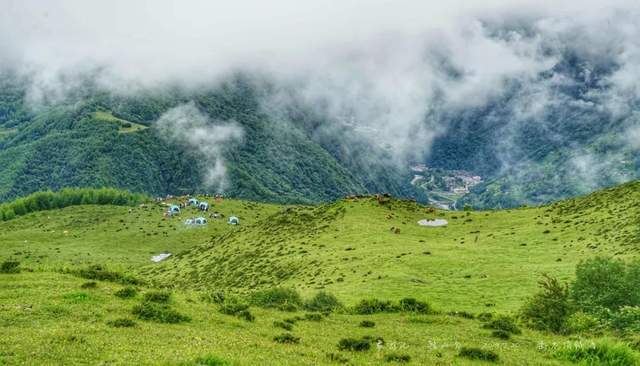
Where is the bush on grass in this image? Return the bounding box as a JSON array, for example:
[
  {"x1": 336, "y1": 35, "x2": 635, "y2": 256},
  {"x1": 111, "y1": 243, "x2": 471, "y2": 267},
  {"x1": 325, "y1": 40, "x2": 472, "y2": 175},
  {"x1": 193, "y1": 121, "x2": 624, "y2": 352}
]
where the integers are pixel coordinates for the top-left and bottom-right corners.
[
  {"x1": 384, "y1": 353, "x2": 411, "y2": 363},
  {"x1": 143, "y1": 290, "x2": 172, "y2": 303},
  {"x1": 114, "y1": 287, "x2": 138, "y2": 299},
  {"x1": 352, "y1": 299, "x2": 398, "y2": 314},
  {"x1": 359, "y1": 320, "x2": 376, "y2": 328},
  {"x1": 337, "y1": 338, "x2": 371, "y2": 352},
  {"x1": 0, "y1": 260, "x2": 20, "y2": 274},
  {"x1": 273, "y1": 333, "x2": 300, "y2": 344},
  {"x1": 107, "y1": 318, "x2": 136, "y2": 328},
  {"x1": 458, "y1": 347, "x2": 499, "y2": 362},
  {"x1": 249, "y1": 287, "x2": 302, "y2": 311},
  {"x1": 304, "y1": 291, "x2": 343, "y2": 312},
  {"x1": 482, "y1": 315, "x2": 521, "y2": 335},
  {"x1": 132, "y1": 302, "x2": 190, "y2": 323}
]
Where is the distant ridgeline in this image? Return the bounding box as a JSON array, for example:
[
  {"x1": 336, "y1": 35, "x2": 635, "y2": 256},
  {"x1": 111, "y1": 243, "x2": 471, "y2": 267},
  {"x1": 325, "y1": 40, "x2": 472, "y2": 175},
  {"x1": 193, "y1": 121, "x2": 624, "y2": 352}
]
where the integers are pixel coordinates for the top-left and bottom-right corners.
[{"x1": 0, "y1": 188, "x2": 148, "y2": 221}]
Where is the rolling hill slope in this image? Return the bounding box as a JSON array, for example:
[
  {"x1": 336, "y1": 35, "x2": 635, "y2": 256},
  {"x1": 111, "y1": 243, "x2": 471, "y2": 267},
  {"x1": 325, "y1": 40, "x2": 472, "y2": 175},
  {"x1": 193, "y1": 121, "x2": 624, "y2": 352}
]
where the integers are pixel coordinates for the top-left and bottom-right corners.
[
  {"x1": 141, "y1": 181, "x2": 640, "y2": 312},
  {"x1": 1, "y1": 183, "x2": 640, "y2": 365}
]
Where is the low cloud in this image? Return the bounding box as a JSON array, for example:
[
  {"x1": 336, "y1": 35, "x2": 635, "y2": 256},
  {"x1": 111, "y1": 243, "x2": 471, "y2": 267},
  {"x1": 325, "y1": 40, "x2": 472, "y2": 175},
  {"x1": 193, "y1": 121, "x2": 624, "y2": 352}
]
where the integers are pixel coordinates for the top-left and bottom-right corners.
[
  {"x1": 155, "y1": 102, "x2": 244, "y2": 192},
  {"x1": 3, "y1": 0, "x2": 640, "y2": 194}
]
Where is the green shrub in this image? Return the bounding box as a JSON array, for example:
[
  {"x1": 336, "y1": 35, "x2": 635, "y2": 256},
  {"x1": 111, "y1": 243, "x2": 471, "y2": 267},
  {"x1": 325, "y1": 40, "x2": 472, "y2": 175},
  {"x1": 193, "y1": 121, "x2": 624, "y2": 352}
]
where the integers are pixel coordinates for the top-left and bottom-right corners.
[
  {"x1": 200, "y1": 291, "x2": 226, "y2": 304},
  {"x1": 304, "y1": 313, "x2": 323, "y2": 321},
  {"x1": 555, "y1": 341, "x2": 637, "y2": 366},
  {"x1": 219, "y1": 296, "x2": 250, "y2": 316},
  {"x1": 304, "y1": 291, "x2": 343, "y2": 312},
  {"x1": 448, "y1": 311, "x2": 475, "y2": 319},
  {"x1": 0, "y1": 260, "x2": 20, "y2": 274},
  {"x1": 351, "y1": 298, "x2": 429, "y2": 314},
  {"x1": 73, "y1": 265, "x2": 141, "y2": 285},
  {"x1": 75, "y1": 265, "x2": 121, "y2": 281},
  {"x1": 273, "y1": 321, "x2": 293, "y2": 331},
  {"x1": 236, "y1": 310, "x2": 255, "y2": 322},
  {"x1": 181, "y1": 355, "x2": 231, "y2": 366},
  {"x1": 250, "y1": 287, "x2": 302, "y2": 311},
  {"x1": 114, "y1": 287, "x2": 138, "y2": 299},
  {"x1": 458, "y1": 347, "x2": 499, "y2": 362},
  {"x1": 521, "y1": 274, "x2": 572, "y2": 333},
  {"x1": 143, "y1": 291, "x2": 171, "y2": 303},
  {"x1": 491, "y1": 330, "x2": 511, "y2": 340},
  {"x1": 609, "y1": 307, "x2": 640, "y2": 332},
  {"x1": 218, "y1": 296, "x2": 254, "y2": 321},
  {"x1": 352, "y1": 299, "x2": 398, "y2": 314},
  {"x1": 572, "y1": 257, "x2": 638, "y2": 312},
  {"x1": 283, "y1": 317, "x2": 300, "y2": 324},
  {"x1": 132, "y1": 302, "x2": 190, "y2": 323},
  {"x1": 273, "y1": 333, "x2": 300, "y2": 344},
  {"x1": 482, "y1": 315, "x2": 521, "y2": 335},
  {"x1": 384, "y1": 353, "x2": 411, "y2": 363},
  {"x1": 337, "y1": 338, "x2": 371, "y2": 352},
  {"x1": 80, "y1": 281, "x2": 97, "y2": 289},
  {"x1": 398, "y1": 298, "x2": 430, "y2": 314},
  {"x1": 107, "y1": 318, "x2": 136, "y2": 328},
  {"x1": 326, "y1": 353, "x2": 349, "y2": 363},
  {"x1": 565, "y1": 311, "x2": 601, "y2": 334},
  {"x1": 359, "y1": 320, "x2": 376, "y2": 328}
]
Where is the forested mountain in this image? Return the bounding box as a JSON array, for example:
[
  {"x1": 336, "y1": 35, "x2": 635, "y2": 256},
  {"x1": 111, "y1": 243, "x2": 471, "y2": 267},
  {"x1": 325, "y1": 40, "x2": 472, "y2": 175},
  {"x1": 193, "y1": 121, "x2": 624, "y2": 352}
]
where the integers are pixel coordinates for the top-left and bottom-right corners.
[
  {"x1": 1, "y1": 42, "x2": 639, "y2": 208},
  {"x1": 0, "y1": 74, "x2": 415, "y2": 204}
]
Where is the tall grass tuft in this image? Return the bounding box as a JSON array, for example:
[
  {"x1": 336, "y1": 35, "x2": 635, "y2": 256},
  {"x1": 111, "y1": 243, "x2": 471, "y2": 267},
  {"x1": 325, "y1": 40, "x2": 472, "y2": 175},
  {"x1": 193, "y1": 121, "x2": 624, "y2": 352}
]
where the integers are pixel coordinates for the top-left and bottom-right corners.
[{"x1": 555, "y1": 340, "x2": 638, "y2": 366}]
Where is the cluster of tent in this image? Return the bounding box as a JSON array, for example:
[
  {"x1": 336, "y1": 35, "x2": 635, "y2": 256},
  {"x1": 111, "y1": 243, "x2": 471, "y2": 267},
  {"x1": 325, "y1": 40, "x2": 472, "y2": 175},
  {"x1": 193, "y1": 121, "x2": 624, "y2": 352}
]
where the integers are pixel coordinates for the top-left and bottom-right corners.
[
  {"x1": 185, "y1": 217, "x2": 208, "y2": 225},
  {"x1": 184, "y1": 216, "x2": 239, "y2": 226},
  {"x1": 164, "y1": 196, "x2": 239, "y2": 226},
  {"x1": 187, "y1": 198, "x2": 209, "y2": 211}
]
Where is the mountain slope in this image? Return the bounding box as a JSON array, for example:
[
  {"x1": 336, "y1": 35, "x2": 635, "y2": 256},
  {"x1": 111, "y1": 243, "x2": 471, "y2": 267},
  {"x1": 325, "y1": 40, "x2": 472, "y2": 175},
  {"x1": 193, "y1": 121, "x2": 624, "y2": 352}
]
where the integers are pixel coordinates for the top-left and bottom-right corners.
[
  {"x1": 2, "y1": 54, "x2": 640, "y2": 208},
  {"x1": 0, "y1": 76, "x2": 414, "y2": 204},
  {"x1": 1, "y1": 183, "x2": 640, "y2": 365},
  {"x1": 142, "y1": 181, "x2": 640, "y2": 311}
]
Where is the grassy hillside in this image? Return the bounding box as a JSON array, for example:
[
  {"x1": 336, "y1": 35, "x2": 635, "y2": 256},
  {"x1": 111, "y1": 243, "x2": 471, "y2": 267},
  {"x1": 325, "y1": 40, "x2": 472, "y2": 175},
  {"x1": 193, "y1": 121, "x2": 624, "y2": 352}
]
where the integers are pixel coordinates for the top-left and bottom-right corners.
[
  {"x1": 144, "y1": 182, "x2": 640, "y2": 312},
  {"x1": 0, "y1": 196, "x2": 282, "y2": 269},
  {"x1": 1, "y1": 183, "x2": 640, "y2": 365},
  {"x1": 1, "y1": 271, "x2": 578, "y2": 366},
  {"x1": 94, "y1": 111, "x2": 148, "y2": 133}
]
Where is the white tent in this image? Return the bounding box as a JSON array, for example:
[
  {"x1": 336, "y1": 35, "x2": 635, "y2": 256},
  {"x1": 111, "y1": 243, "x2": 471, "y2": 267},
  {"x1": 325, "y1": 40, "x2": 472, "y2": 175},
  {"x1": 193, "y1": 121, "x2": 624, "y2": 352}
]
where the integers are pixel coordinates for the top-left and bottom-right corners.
[{"x1": 417, "y1": 219, "x2": 448, "y2": 227}]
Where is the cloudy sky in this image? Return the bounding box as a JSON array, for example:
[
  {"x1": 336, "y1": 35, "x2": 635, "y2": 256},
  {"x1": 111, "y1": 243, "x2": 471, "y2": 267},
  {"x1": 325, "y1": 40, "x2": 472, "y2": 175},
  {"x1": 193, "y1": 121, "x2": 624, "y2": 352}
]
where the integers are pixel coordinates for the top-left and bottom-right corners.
[{"x1": 1, "y1": 0, "x2": 633, "y2": 85}]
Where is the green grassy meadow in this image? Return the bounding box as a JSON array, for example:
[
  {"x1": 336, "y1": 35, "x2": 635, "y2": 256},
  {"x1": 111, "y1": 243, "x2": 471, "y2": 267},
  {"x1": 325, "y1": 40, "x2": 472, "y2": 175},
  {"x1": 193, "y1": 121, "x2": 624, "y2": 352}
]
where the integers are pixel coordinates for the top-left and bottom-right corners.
[
  {"x1": 2, "y1": 182, "x2": 640, "y2": 365},
  {"x1": 94, "y1": 111, "x2": 149, "y2": 133}
]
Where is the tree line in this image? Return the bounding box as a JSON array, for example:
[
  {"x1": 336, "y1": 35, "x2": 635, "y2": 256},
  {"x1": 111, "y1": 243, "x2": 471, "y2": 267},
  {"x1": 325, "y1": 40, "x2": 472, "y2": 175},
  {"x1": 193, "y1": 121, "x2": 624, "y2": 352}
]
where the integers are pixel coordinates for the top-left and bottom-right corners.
[{"x1": 0, "y1": 188, "x2": 148, "y2": 221}]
